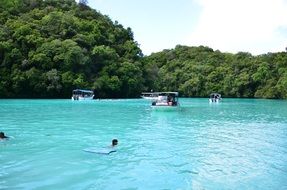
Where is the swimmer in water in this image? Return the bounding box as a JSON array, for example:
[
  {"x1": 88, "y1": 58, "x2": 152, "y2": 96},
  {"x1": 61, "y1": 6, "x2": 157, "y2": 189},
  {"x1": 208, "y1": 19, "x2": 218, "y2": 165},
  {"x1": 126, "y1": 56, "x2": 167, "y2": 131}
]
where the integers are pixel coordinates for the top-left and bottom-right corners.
[
  {"x1": 111, "y1": 139, "x2": 118, "y2": 147},
  {"x1": 0, "y1": 132, "x2": 9, "y2": 140}
]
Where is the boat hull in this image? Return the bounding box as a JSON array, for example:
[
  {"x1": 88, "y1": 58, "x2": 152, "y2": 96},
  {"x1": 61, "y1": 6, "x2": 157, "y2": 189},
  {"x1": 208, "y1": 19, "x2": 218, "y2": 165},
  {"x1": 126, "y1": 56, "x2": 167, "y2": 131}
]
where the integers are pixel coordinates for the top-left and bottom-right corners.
[
  {"x1": 72, "y1": 95, "x2": 94, "y2": 101},
  {"x1": 151, "y1": 105, "x2": 179, "y2": 111},
  {"x1": 209, "y1": 98, "x2": 221, "y2": 103}
]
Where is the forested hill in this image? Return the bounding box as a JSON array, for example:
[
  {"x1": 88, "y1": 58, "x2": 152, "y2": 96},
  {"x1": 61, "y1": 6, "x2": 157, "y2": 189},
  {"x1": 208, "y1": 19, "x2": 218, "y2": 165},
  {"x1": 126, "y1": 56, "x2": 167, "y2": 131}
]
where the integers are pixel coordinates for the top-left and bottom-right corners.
[
  {"x1": 0, "y1": 0, "x2": 144, "y2": 98},
  {"x1": 143, "y1": 45, "x2": 287, "y2": 99},
  {"x1": 0, "y1": 1, "x2": 287, "y2": 99}
]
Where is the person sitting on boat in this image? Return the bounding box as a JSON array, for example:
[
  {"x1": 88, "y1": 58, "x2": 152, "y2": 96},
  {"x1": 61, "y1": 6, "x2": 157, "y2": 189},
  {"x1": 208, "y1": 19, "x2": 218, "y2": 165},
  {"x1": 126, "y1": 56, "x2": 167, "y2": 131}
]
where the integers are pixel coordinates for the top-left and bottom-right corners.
[
  {"x1": 0, "y1": 132, "x2": 9, "y2": 140},
  {"x1": 167, "y1": 95, "x2": 172, "y2": 106},
  {"x1": 168, "y1": 95, "x2": 177, "y2": 106}
]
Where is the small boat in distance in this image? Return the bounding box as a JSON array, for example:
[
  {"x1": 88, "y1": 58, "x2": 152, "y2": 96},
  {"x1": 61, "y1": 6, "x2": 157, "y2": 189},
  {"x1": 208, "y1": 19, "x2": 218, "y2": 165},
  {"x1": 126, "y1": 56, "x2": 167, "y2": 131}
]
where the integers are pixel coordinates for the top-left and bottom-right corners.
[
  {"x1": 151, "y1": 92, "x2": 179, "y2": 109},
  {"x1": 72, "y1": 89, "x2": 94, "y2": 100},
  {"x1": 141, "y1": 92, "x2": 159, "y2": 100},
  {"x1": 209, "y1": 93, "x2": 221, "y2": 103}
]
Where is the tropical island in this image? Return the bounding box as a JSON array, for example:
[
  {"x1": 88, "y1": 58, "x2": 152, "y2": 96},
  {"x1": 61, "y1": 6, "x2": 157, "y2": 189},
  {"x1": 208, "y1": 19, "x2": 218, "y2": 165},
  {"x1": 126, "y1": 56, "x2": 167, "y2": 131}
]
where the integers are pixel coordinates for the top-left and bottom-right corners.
[{"x1": 0, "y1": 0, "x2": 286, "y2": 99}]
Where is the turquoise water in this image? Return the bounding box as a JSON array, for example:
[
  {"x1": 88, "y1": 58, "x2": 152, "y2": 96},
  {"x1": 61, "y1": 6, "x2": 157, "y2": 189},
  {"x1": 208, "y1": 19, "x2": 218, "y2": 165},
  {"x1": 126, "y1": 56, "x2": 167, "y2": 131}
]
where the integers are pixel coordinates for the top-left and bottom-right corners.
[{"x1": 1, "y1": 98, "x2": 287, "y2": 190}]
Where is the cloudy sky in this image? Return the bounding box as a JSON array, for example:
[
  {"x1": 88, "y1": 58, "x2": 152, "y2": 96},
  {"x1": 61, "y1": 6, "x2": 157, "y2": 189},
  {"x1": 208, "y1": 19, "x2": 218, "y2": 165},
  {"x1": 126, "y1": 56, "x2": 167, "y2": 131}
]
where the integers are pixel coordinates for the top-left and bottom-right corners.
[{"x1": 88, "y1": 0, "x2": 287, "y2": 55}]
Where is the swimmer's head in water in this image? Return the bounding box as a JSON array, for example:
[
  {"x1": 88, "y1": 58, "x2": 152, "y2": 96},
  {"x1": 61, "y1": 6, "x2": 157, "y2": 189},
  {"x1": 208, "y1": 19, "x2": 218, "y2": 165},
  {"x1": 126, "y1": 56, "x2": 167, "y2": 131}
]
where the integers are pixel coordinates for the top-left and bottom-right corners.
[
  {"x1": 0, "y1": 132, "x2": 8, "y2": 139},
  {"x1": 112, "y1": 139, "x2": 118, "y2": 146}
]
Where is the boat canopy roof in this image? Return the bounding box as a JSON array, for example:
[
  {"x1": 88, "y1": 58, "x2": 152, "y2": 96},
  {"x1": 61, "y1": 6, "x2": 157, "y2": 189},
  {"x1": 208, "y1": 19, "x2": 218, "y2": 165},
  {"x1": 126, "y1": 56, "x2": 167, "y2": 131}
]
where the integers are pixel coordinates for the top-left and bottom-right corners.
[
  {"x1": 210, "y1": 93, "x2": 221, "y2": 97},
  {"x1": 142, "y1": 92, "x2": 178, "y2": 95},
  {"x1": 73, "y1": 89, "x2": 94, "y2": 93},
  {"x1": 158, "y1": 92, "x2": 179, "y2": 96},
  {"x1": 141, "y1": 92, "x2": 159, "y2": 95}
]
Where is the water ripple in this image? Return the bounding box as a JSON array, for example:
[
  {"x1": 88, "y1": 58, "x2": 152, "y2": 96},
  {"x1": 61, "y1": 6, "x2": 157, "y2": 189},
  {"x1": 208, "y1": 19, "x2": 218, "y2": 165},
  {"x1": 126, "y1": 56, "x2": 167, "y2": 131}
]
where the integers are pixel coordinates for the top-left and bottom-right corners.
[{"x1": 1, "y1": 99, "x2": 287, "y2": 190}]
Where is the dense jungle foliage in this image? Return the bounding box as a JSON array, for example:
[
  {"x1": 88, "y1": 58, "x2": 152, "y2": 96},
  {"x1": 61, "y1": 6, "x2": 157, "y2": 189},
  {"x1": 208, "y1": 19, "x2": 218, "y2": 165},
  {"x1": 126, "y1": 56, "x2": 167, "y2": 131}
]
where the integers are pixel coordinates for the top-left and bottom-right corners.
[
  {"x1": 0, "y1": 0, "x2": 286, "y2": 99},
  {"x1": 0, "y1": 0, "x2": 143, "y2": 98},
  {"x1": 144, "y1": 45, "x2": 287, "y2": 99}
]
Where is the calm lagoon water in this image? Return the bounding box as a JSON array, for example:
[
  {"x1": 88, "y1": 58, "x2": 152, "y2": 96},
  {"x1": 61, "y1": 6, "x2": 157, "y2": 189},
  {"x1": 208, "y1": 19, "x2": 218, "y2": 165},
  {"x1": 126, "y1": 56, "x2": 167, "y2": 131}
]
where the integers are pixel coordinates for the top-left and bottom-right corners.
[{"x1": 1, "y1": 98, "x2": 287, "y2": 190}]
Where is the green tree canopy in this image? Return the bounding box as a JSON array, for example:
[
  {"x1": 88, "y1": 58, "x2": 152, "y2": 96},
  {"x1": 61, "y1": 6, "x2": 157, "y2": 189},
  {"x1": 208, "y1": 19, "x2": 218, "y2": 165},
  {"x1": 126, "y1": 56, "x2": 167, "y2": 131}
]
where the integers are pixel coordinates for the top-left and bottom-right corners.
[{"x1": 0, "y1": 0, "x2": 143, "y2": 98}]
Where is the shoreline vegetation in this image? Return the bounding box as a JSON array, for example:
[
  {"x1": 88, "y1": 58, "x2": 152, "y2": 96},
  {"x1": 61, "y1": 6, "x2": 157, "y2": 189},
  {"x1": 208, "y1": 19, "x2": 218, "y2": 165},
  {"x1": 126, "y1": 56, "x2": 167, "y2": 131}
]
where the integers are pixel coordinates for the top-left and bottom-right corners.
[{"x1": 0, "y1": 0, "x2": 286, "y2": 99}]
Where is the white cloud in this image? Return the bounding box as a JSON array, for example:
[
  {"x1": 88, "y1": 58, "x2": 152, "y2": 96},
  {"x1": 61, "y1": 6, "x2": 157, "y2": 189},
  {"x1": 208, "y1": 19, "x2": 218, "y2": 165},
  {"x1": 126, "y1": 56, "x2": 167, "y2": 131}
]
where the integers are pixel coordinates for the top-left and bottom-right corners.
[{"x1": 189, "y1": 0, "x2": 287, "y2": 54}]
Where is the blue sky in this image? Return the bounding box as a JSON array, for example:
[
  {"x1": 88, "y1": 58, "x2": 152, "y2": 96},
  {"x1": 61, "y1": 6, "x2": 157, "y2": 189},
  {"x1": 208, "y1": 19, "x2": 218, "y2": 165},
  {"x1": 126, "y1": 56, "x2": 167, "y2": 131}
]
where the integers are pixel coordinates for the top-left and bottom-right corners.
[{"x1": 87, "y1": 0, "x2": 287, "y2": 56}]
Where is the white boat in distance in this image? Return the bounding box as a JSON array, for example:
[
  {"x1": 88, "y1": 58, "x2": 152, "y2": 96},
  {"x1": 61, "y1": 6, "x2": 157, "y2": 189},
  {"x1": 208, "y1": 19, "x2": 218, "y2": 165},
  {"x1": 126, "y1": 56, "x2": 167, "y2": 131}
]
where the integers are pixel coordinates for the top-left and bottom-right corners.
[
  {"x1": 151, "y1": 92, "x2": 179, "y2": 109},
  {"x1": 209, "y1": 93, "x2": 221, "y2": 103},
  {"x1": 141, "y1": 92, "x2": 159, "y2": 100},
  {"x1": 72, "y1": 89, "x2": 94, "y2": 100}
]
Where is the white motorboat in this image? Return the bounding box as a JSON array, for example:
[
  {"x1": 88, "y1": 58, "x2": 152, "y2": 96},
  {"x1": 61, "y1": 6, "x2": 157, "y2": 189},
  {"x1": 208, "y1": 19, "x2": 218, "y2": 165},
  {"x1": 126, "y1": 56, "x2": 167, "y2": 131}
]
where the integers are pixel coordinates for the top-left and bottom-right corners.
[
  {"x1": 72, "y1": 89, "x2": 94, "y2": 100},
  {"x1": 151, "y1": 92, "x2": 179, "y2": 109},
  {"x1": 209, "y1": 93, "x2": 221, "y2": 103}
]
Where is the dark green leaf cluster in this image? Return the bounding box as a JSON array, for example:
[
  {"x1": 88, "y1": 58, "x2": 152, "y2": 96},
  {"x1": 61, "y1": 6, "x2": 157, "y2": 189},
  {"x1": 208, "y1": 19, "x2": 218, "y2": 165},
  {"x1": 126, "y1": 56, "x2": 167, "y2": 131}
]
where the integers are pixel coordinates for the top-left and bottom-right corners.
[
  {"x1": 143, "y1": 45, "x2": 287, "y2": 99},
  {"x1": 0, "y1": 0, "x2": 143, "y2": 98}
]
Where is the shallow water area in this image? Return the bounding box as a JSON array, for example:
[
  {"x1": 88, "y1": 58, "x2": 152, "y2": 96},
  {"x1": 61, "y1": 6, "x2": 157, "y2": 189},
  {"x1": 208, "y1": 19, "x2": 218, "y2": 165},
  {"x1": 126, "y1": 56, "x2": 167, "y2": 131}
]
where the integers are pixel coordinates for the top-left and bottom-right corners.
[{"x1": 1, "y1": 98, "x2": 287, "y2": 190}]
